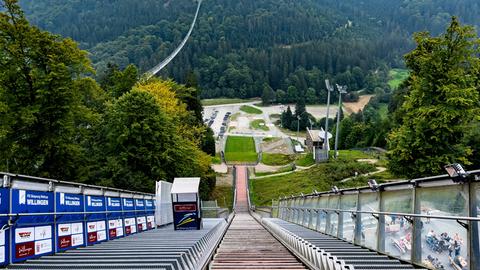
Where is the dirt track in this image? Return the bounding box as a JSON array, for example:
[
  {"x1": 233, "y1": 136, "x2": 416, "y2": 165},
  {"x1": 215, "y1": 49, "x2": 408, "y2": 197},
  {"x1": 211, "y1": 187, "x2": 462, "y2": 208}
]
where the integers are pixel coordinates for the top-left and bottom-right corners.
[{"x1": 343, "y1": 94, "x2": 374, "y2": 114}]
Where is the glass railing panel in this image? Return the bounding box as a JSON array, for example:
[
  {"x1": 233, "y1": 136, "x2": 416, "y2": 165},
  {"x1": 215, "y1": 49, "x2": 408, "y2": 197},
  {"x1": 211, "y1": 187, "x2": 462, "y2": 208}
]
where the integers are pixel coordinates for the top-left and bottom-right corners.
[
  {"x1": 340, "y1": 194, "x2": 357, "y2": 242},
  {"x1": 327, "y1": 195, "x2": 340, "y2": 237},
  {"x1": 297, "y1": 198, "x2": 305, "y2": 225},
  {"x1": 292, "y1": 198, "x2": 300, "y2": 223},
  {"x1": 317, "y1": 196, "x2": 328, "y2": 233},
  {"x1": 309, "y1": 197, "x2": 320, "y2": 229},
  {"x1": 359, "y1": 191, "x2": 379, "y2": 249},
  {"x1": 303, "y1": 197, "x2": 314, "y2": 227},
  {"x1": 382, "y1": 189, "x2": 413, "y2": 261},
  {"x1": 419, "y1": 184, "x2": 468, "y2": 270}
]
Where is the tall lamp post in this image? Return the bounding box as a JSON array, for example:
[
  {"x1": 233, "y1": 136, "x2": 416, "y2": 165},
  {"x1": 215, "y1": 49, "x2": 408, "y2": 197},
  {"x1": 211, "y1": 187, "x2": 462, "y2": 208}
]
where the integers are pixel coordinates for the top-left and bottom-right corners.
[
  {"x1": 324, "y1": 80, "x2": 334, "y2": 159},
  {"x1": 296, "y1": 115, "x2": 300, "y2": 145},
  {"x1": 334, "y1": 84, "x2": 347, "y2": 159}
]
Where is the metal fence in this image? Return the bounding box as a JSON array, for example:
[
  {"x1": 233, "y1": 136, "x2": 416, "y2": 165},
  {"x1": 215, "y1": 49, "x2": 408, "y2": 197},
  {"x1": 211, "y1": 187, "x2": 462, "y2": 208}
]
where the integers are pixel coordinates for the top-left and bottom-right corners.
[
  {"x1": 275, "y1": 170, "x2": 480, "y2": 270},
  {"x1": 0, "y1": 172, "x2": 156, "y2": 267}
]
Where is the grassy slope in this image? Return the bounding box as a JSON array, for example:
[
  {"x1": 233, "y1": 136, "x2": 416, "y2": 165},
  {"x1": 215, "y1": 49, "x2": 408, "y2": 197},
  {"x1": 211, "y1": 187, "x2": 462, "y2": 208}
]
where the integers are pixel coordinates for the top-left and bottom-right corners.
[
  {"x1": 295, "y1": 153, "x2": 315, "y2": 166},
  {"x1": 202, "y1": 98, "x2": 253, "y2": 106},
  {"x1": 224, "y1": 136, "x2": 257, "y2": 162},
  {"x1": 211, "y1": 153, "x2": 222, "y2": 164},
  {"x1": 388, "y1": 68, "x2": 409, "y2": 89},
  {"x1": 254, "y1": 164, "x2": 294, "y2": 177},
  {"x1": 210, "y1": 185, "x2": 234, "y2": 210},
  {"x1": 250, "y1": 160, "x2": 376, "y2": 206},
  {"x1": 262, "y1": 153, "x2": 295, "y2": 166},
  {"x1": 240, "y1": 105, "x2": 263, "y2": 114},
  {"x1": 250, "y1": 119, "x2": 269, "y2": 131}
]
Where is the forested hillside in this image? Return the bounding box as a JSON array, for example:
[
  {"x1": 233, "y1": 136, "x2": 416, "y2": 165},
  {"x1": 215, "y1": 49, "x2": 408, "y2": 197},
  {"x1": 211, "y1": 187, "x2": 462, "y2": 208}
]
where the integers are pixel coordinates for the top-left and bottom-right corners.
[{"x1": 19, "y1": 0, "x2": 480, "y2": 100}]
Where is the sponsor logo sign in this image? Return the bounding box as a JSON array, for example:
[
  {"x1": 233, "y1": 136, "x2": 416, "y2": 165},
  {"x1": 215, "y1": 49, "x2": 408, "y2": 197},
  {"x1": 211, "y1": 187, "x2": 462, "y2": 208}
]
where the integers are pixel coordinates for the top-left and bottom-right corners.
[
  {"x1": 87, "y1": 222, "x2": 97, "y2": 233},
  {"x1": 14, "y1": 225, "x2": 53, "y2": 261},
  {"x1": 96, "y1": 221, "x2": 105, "y2": 231},
  {"x1": 107, "y1": 197, "x2": 121, "y2": 208},
  {"x1": 86, "y1": 221, "x2": 107, "y2": 244},
  {"x1": 87, "y1": 232, "x2": 97, "y2": 243},
  {"x1": 97, "y1": 231, "x2": 106, "y2": 241},
  {"x1": 174, "y1": 204, "x2": 197, "y2": 212},
  {"x1": 59, "y1": 193, "x2": 81, "y2": 206},
  {"x1": 116, "y1": 227, "x2": 124, "y2": 237},
  {"x1": 19, "y1": 191, "x2": 49, "y2": 206},
  {"x1": 34, "y1": 226, "x2": 51, "y2": 241},
  {"x1": 135, "y1": 199, "x2": 144, "y2": 208},
  {"x1": 145, "y1": 200, "x2": 153, "y2": 208},
  {"x1": 12, "y1": 190, "x2": 54, "y2": 226},
  {"x1": 57, "y1": 222, "x2": 84, "y2": 250},
  {"x1": 123, "y1": 217, "x2": 136, "y2": 235},
  {"x1": 58, "y1": 236, "x2": 71, "y2": 249},
  {"x1": 34, "y1": 239, "x2": 52, "y2": 255},
  {"x1": 15, "y1": 242, "x2": 34, "y2": 259},
  {"x1": 173, "y1": 202, "x2": 200, "y2": 230},
  {"x1": 122, "y1": 198, "x2": 134, "y2": 208},
  {"x1": 109, "y1": 229, "x2": 116, "y2": 238},
  {"x1": 15, "y1": 228, "x2": 34, "y2": 244},
  {"x1": 87, "y1": 196, "x2": 103, "y2": 207},
  {"x1": 58, "y1": 224, "x2": 71, "y2": 236},
  {"x1": 71, "y1": 234, "x2": 84, "y2": 246},
  {"x1": 71, "y1": 223, "x2": 83, "y2": 234}
]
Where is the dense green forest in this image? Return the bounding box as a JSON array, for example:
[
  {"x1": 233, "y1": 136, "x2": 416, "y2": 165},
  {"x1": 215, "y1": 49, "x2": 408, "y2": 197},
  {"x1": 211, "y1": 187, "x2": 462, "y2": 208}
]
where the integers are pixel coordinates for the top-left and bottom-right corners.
[
  {"x1": 5, "y1": 0, "x2": 480, "y2": 181},
  {"x1": 18, "y1": 0, "x2": 480, "y2": 101},
  {"x1": 0, "y1": 0, "x2": 215, "y2": 196}
]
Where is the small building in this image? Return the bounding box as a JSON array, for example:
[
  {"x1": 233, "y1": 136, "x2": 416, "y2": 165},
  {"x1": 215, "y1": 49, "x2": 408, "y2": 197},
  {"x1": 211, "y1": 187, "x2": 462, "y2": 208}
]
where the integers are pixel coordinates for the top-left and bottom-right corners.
[
  {"x1": 171, "y1": 177, "x2": 202, "y2": 230},
  {"x1": 305, "y1": 128, "x2": 332, "y2": 163}
]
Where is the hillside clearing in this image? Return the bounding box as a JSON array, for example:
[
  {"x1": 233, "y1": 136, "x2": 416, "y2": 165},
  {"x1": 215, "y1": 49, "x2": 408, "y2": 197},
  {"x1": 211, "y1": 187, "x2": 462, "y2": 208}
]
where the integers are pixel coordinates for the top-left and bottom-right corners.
[
  {"x1": 388, "y1": 68, "x2": 409, "y2": 89},
  {"x1": 224, "y1": 136, "x2": 257, "y2": 163}
]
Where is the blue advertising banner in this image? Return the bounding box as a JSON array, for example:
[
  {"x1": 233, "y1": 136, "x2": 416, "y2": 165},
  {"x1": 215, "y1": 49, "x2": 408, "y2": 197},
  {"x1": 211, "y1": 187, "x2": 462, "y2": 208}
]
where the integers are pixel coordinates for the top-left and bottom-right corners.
[
  {"x1": 55, "y1": 193, "x2": 85, "y2": 252},
  {"x1": 121, "y1": 198, "x2": 136, "y2": 235},
  {"x1": 134, "y1": 199, "x2": 147, "y2": 232},
  {"x1": 0, "y1": 188, "x2": 9, "y2": 266},
  {"x1": 56, "y1": 193, "x2": 84, "y2": 222},
  {"x1": 11, "y1": 189, "x2": 54, "y2": 262},
  {"x1": 106, "y1": 197, "x2": 123, "y2": 240},
  {"x1": 12, "y1": 189, "x2": 53, "y2": 225},
  {"x1": 145, "y1": 199, "x2": 155, "y2": 230},
  {"x1": 85, "y1": 196, "x2": 106, "y2": 245}
]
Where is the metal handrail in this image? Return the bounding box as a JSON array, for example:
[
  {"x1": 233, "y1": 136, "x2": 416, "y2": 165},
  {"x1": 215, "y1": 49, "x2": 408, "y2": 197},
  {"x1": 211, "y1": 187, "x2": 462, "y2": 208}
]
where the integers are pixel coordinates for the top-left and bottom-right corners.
[
  {"x1": 1, "y1": 172, "x2": 155, "y2": 196},
  {"x1": 281, "y1": 169, "x2": 480, "y2": 200},
  {"x1": 280, "y1": 206, "x2": 480, "y2": 221},
  {"x1": 199, "y1": 212, "x2": 234, "y2": 270},
  {"x1": 0, "y1": 209, "x2": 154, "y2": 217},
  {"x1": 277, "y1": 171, "x2": 480, "y2": 270}
]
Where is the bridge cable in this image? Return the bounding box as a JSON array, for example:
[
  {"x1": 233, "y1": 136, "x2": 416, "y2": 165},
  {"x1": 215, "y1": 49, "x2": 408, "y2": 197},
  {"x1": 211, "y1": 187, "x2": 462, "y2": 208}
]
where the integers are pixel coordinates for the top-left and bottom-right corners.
[{"x1": 144, "y1": 0, "x2": 202, "y2": 80}]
